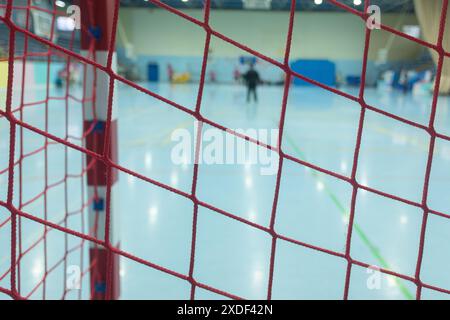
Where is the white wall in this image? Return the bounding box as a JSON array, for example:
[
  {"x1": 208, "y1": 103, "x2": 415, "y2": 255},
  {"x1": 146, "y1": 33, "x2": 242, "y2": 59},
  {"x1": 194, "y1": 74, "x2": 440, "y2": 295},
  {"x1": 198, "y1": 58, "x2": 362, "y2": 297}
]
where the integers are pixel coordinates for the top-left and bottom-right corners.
[{"x1": 119, "y1": 8, "x2": 422, "y2": 62}]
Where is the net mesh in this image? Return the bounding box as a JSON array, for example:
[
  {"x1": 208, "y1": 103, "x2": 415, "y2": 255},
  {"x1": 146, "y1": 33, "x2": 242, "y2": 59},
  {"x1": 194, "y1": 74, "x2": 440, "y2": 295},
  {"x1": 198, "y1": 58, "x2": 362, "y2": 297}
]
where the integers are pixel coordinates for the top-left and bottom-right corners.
[{"x1": 0, "y1": 0, "x2": 449, "y2": 300}]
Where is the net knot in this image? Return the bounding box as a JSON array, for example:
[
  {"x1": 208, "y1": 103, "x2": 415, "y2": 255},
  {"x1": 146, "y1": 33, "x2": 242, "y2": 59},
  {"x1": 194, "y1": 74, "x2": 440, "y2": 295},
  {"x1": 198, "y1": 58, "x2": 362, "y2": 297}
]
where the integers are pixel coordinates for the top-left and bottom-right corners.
[
  {"x1": 190, "y1": 195, "x2": 199, "y2": 204},
  {"x1": 187, "y1": 276, "x2": 197, "y2": 286}
]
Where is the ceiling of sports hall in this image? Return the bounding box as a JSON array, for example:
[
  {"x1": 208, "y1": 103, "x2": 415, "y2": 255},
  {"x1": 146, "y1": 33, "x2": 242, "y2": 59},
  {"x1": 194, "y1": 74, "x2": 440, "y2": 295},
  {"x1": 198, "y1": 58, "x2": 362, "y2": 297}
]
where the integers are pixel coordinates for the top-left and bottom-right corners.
[{"x1": 119, "y1": 0, "x2": 415, "y2": 13}]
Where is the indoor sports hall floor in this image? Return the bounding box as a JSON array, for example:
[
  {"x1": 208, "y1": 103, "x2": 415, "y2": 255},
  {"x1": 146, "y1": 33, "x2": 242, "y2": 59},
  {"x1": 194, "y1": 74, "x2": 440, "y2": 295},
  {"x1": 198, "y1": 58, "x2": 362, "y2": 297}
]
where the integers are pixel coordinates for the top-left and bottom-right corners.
[{"x1": 1, "y1": 81, "x2": 450, "y2": 300}]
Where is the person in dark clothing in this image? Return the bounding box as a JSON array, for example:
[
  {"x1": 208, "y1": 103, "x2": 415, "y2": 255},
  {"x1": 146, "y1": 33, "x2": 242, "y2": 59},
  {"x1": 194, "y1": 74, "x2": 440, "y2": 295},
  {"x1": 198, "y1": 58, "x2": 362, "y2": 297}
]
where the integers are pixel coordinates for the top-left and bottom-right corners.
[{"x1": 243, "y1": 64, "x2": 261, "y2": 103}]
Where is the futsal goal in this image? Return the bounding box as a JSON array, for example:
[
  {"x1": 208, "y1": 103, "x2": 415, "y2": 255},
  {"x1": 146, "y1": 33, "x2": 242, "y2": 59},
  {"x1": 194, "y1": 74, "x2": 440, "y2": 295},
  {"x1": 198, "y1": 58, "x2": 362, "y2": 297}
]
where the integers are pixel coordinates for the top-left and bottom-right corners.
[{"x1": 0, "y1": 0, "x2": 449, "y2": 300}]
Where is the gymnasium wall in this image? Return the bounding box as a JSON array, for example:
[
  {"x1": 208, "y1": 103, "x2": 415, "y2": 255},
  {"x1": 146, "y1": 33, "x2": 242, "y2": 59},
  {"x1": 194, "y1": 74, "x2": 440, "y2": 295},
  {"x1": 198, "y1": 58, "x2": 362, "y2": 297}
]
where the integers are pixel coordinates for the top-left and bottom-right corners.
[
  {"x1": 119, "y1": 8, "x2": 420, "y2": 60},
  {"x1": 0, "y1": 9, "x2": 423, "y2": 90},
  {"x1": 0, "y1": 60, "x2": 63, "y2": 111},
  {"x1": 118, "y1": 8, "x2": 423, "y2": 84}
]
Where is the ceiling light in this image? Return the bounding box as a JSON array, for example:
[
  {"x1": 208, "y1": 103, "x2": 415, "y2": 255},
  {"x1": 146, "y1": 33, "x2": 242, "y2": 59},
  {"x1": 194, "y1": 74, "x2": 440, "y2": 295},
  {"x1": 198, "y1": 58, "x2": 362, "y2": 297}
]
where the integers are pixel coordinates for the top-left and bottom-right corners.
[{"x1": 55, "y1": 0, "x2": 66, "y2": 7}]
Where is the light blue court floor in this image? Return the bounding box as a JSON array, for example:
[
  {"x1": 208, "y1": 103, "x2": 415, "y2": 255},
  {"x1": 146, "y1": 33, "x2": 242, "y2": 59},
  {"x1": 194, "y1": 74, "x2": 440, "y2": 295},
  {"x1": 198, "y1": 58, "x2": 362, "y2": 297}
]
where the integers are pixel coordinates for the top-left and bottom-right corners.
[{"x1": 1, "y1": 82, "x2": 450, "y2": 300}]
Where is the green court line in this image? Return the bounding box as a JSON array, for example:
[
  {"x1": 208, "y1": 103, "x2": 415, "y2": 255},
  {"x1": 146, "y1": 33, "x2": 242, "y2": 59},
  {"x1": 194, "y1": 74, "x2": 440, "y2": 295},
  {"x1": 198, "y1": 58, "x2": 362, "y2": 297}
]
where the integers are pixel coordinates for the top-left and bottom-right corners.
[{"x1": 283, "y1": 133, "x2": 414, "y2": 300}]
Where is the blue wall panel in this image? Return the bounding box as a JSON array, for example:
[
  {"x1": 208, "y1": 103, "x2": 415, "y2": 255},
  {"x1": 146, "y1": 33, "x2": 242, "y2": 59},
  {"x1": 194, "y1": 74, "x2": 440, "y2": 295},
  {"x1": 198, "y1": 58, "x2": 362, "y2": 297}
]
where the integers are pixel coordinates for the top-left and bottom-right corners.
[
  {"x1": 291, "y1": 59, "x2": 336, "y2": 87},
  {"x1": 147, "y1": 63, "x2": 159, "y2": 82}
]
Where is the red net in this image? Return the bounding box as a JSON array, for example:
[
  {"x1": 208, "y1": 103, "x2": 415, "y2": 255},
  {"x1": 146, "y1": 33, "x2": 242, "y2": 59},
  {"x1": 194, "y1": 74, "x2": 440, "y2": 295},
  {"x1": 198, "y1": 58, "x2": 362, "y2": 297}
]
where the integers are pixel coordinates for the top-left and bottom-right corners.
[{"x1": 0, "y1": 0, "x2": 449, "y2": 300}]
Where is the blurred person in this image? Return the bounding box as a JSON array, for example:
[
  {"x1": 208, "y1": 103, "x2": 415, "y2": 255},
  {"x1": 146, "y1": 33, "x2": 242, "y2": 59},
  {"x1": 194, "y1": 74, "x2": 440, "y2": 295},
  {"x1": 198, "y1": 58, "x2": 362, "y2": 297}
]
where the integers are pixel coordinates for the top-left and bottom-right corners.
[
  {"x1": 243, "y1": 64, "x2": 261, "y2": 103},
  {"x1": 167, "y1": 64, "x2": 174, "y2": 82},
  {"x1": 234, "y1": 67, "x2": 241, "y2": 84}
]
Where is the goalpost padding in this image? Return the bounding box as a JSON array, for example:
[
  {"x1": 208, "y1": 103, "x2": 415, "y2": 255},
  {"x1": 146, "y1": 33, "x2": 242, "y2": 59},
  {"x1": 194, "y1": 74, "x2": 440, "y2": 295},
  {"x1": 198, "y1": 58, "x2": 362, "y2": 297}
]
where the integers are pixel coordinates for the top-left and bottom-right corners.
[{"x1": 78, "y1": 0, "x2": 120, "y2": 300}]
